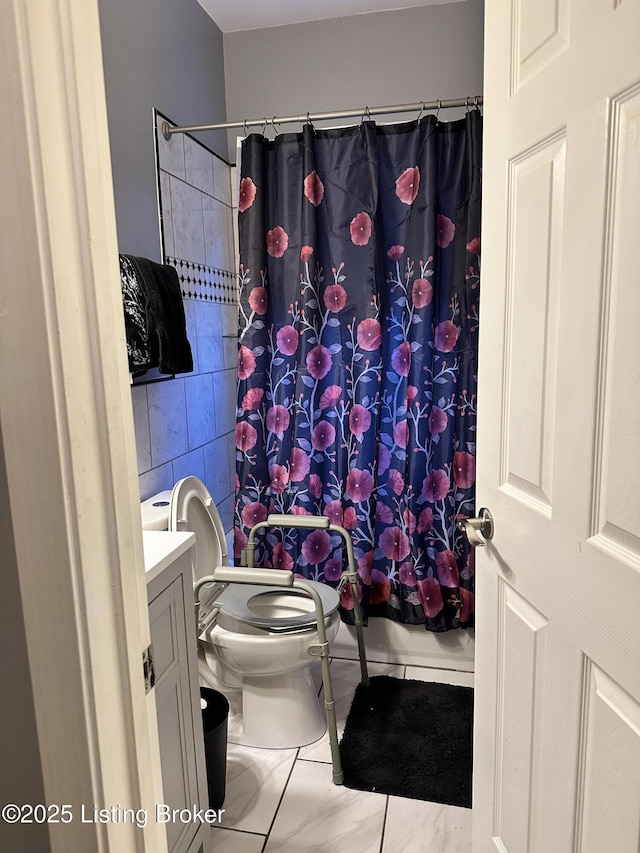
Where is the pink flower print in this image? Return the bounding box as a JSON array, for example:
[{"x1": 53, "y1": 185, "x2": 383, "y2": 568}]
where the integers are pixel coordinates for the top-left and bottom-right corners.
[
  {"x1": 356, "y1": 318, "x2": 382, "y2": 351},
  {"x1": 391, "y1": 341, "x2": 411, "y2": 377},
  {"x1": 323, "y1": 284, "x2": 347, "y2": 313},
  {"x1": 234, "y1": 527, "x2": 248, "y2": 558},
  {"x1": 266, "y1": 405, "x2": 290, "y2": 435},
  {"x1": 308, "y1": 473, "x2": 323, "y2": 498},
  {"x1": 370, "y1": 569, "x2": 391, "y2": 604},
  {"x1": 387, "y1": 244, "x2": 405, "y2": 261},
  {"x1": 453, "y1": 451, "x2": 476, "y2": 489},
  {"x1": 241, "y1": 501, "x2": 268, "y2": 528},
  {"x1": 235, "y1": 474, "x2": 240, "y2": 493},
  {"x1": 436, "y1": 550, "x2": 459, "y2": 588},
  {"x1": 429, "y1": 405, "x2": 448, "y2": 435},
  {"x1": 323, "y1": 558, "x2": 343, "y2": 582},
  {"x1": 271, "y1": 542, "x2": 294, "y2": 571},
  {"x1": 238, "y1": 177, "x2": 257, "y2": 213},
  {"x1": 276, "y1": 325, "x2": 299, "y2": 356},
  {"x1": 266, "y1": 225, "x2": 289, "y2": 258},
  {"x1": 421, "y1": 468, "x2": 450, "y2": 502},
  {"x1": 289, "y1": 447, "x2": 311, "y2": 482},
  {"x1": 399, "y1": 562, "x2": 417, "y2": 586},
  {"x1": 350, "y1": 212, "x2": 372, "y2": 246},
  {"x1": 302, "y1": 529, "x2": 332, "y2": 564},
  {"x1": 343, "y1": 506, "x2": 358, "y2": 530},
  {"x1": 324, "y1": 500, "x2": 343, "y2": 526},
  {"x1": 238, "y1": 345, "x2": 256, "y2": 380},
  {"x1": 304, "y1": 171, "x2": 324, "y2": 206},
  {"x1": 289, "y1": 505, "x2": 311, "y2": 516},
  {"x1": 434, "y1": 320, "x2": 460, "y2": 352},
  {"x1": 459, "y1": 587, "x2": 474, "y2": 622},
  {"x1": 311, "y1": 420, "x2": 336, "y2": 451},
  {"x1": 412, "y1": 278, "x2": 433, "y2": 309},
  {"x1": 306, "y1": 344, "x2": 332, "y2": 380},
  {"x1": 241, "y1": 387, "x2": 264, "y2": 410},
  {"x1": 349, "y1": 404, "x2": 371, "y2": 436},
  {"x1": 395, "y1": 166, "x2": 420, "y2": 205},
  {"x1": 406, "y1": 385, "x2": 419, "y2": 405},
  {"x1": 403, "y1": 508, "x2": 417, "y2": 533},
  {"x1": 300, "y1": 245, "x2": 314, "y2": 263},
  {"x1": 319, "y1": 385, "x2": 342, "y2": 410},
  {"x1": 248, "y1": 286, "x2": 268, "y2": 315},
  {"x1": 357, "y1": 551, "x2": 373, "y2": 585},
  {"x1": 436, "y1": 214, "x2": 455, "y2": 248},
  {"x1": 340, "y1": 579, "x2": 362, "y2": 610},
  {"x1": 418, "y1": 577, "x2": 444, "y2": 618},
  {"x1": 375, "y1": 502, "x2": 393, "y2": 524},
  {"x1": 386, "y1": 469, "x2": 404, "y2": 496},
  {"x1": 379, "y1": 526, "x2": 410, "y2": 562},
  {"x1": 377, "y1": 443, "x2": 391, "y2": 475},
  {"x1": 417, "y1": 507, "x2": 434, "y2": 534},
  {"x1": 345, "y1": 468, "x2": 374, "y2": 503},
  {"x1": 466, "y1": 236, "x2": 481, "y2": 255},
  {"x1": 268, "y1": 464, "x2": 289, "y2": 494},
  {"x1": 393, "y1": 420, "x2": 409, "y2": 448},
  {"x1": 236, "y1": 421, "x2": 257, "y2": 451}
]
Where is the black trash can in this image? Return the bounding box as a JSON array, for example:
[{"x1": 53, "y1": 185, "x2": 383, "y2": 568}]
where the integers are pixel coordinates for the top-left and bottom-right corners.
[{"x1": 200, "y1": 687, "x2": 229, "y2": 810}]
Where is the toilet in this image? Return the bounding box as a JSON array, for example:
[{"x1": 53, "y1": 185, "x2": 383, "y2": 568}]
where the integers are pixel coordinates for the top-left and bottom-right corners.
[{"x1": 141, "y1": 476, "x2": 341, "y2": 749}]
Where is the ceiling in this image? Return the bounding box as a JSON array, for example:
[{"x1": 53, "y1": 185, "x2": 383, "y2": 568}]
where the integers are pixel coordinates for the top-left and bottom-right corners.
[{"x1": 197, "y1": 0, "x2": 463, "y2": 34}]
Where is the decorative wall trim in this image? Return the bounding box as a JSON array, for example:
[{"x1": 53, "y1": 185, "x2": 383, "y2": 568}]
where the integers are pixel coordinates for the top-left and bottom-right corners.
[{"x1": 165, "y1": 255, "x2": 238, "y2": 304}]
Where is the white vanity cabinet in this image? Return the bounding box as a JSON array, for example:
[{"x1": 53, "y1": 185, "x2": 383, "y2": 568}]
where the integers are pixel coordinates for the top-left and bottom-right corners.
[{"x1": 144, "y1": 531, "x2": 208, "y2": 853}]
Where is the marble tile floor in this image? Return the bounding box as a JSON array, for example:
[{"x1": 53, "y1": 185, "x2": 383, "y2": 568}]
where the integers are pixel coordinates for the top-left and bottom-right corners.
[{"x1": 204, "y1": 659, "x2": 473, "y2": 852}]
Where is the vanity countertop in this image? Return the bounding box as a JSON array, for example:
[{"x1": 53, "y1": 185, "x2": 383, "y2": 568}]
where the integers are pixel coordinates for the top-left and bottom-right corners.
[{"x1": 142, "y1": 530, "x2": 195, "y2": 588}]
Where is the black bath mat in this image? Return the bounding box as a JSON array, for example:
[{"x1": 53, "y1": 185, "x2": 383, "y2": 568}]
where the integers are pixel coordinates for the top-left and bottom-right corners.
[{"x1": 339, "y1": 675, "x2": 473, "y2": 808}]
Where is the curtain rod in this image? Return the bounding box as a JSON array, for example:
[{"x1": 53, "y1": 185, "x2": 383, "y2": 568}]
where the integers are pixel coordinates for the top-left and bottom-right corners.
[{"x1": 161, "y1": 95, "x2": 483, "y2": 139}]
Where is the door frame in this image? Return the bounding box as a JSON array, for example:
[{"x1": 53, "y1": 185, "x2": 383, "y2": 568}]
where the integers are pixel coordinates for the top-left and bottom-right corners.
[{"x1": 0, "y1": 2, "x2": 166, "y2": 850}]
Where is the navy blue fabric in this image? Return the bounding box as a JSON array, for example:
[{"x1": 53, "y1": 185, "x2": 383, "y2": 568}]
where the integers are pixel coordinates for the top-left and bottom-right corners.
[{"x1": 234, "y1": 112, "x2": 482, "y2": 631}]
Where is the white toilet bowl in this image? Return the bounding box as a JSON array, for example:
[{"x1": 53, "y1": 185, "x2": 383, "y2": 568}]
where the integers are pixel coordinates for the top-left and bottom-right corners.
[{"x1": 141, "y1": 477, "x2": 341, "y2": 749}]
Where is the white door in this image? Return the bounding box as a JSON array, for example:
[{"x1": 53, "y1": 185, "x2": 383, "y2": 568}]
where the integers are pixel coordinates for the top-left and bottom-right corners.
[{"x1": 473, "y1": 1, "x2": 640, "y2": 851}]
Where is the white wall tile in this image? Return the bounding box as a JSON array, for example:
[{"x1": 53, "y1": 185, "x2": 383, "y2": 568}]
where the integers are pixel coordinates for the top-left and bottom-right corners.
[
  {"x1": 203, "y1": 200, "x2": 233, "y2": 271},
  {"x1": 213, "y1": 155, "x2": 232, "y2": 206},
  {"x1": 183, "y1": 300, "x2": 199, "y2": 374},
  {"x1": 131, "y1": 384, "x2": 151, "y2": 473},
  {"x1": 139, "y1": 462, "x2": 174, "y2": 502},
  {"x1": 195, "y1": 302, "x2": 225, "y2": 373},
  {"x1": 172, "y1": 446, "x2": 206, "y2": 486},
  {"x1": 156, "y1": 115, "x2": 185, "y2": 180},
  {"x1": 170, "y1": 176, "x2": 205, "y2": 264},
  {"x1": 203, "y1": 437, "x2": 233, "y2": 507},
  {"x1": 213, "y1": 370, "x2": 237, "y2": 436},
  {"x1": 147, "y1": 378, "x2": 188, "y2": 467},
  {"x1": 158, "y1": 170, "x2": 174, "y2": 258},
  {"x1": 185, "y1": 372, "x2": 215, "y2": 449},
  {"x1": 184, "y1": 136, "x2": 214, "y2": 197}
]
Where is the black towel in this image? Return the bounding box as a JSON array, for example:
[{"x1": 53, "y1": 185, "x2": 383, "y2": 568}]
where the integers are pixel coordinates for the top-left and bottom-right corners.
[
  {"x1": 119, "y1": 254, "x2": 153, "y2": 374},
  {"x1": 121, "y1": 255, "x2": 193, "y2": 375}
]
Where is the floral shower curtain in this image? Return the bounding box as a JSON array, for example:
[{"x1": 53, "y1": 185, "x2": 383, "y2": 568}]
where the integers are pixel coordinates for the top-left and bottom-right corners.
[{"x1": 234, "y1": 110, "x2": 481, "y2": 631}]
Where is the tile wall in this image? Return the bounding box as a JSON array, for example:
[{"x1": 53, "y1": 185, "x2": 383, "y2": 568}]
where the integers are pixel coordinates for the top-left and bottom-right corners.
[{"x1": 131, "y1": 114, "x2": 238, "y2": 536}]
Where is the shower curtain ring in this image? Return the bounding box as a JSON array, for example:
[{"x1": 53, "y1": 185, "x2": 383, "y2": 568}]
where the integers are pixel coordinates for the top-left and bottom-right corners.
[
  {"x1": 361, "y1": 105, "x2": 371, "y2": 124},
  {"x1": 436, "y1": 99, "x2": 442, "y2": 120},
  {"x1": 416, "y1": 101, "x2": 425, "y2": 123},
  {"x1": 270, "y1": 116, "x2": 279, "y2": 136},
  {"x1": 474, "y1": 95, "x2": 480, "y2": 110},
  {"x1": 306, "y1": 112, "x2": 312, "y2": 125},
  {"x1": 465, "y1": 96, "x2": 471, "y2": 113},
  {"x1": 261, "y1": 117, "x2": 267, "y2": 136},
  {"x1": 243, "y1": 118, "x2": 248, "y2": 136}
]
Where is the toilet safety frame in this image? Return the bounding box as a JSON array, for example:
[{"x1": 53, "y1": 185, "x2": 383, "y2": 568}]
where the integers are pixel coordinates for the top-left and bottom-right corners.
[{"x1": 192, "y1": 514, "x2": 369, "y2": 785}]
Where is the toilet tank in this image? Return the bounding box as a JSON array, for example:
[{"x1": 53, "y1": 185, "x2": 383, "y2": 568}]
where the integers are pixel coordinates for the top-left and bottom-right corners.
[{"x1": 141, "y1": 491, "x2": 172, "y2": 530}]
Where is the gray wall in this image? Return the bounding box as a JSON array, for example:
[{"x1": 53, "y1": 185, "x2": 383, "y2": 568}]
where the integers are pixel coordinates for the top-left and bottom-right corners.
[
  {"x1": 98, "y1": 0, "x2": 228, "y2": 259},
  {"x1": 0, "y1": 426, "x2": 50, "y2": 853},
  {"x1": 224, "y1": 1, "x2": 484, "y2": 162}
]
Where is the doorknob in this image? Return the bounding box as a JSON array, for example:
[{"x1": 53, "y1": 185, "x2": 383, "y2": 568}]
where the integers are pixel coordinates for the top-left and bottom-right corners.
[{"x1": 457, "y1": 507, "x2": 494, "y2": 547}]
